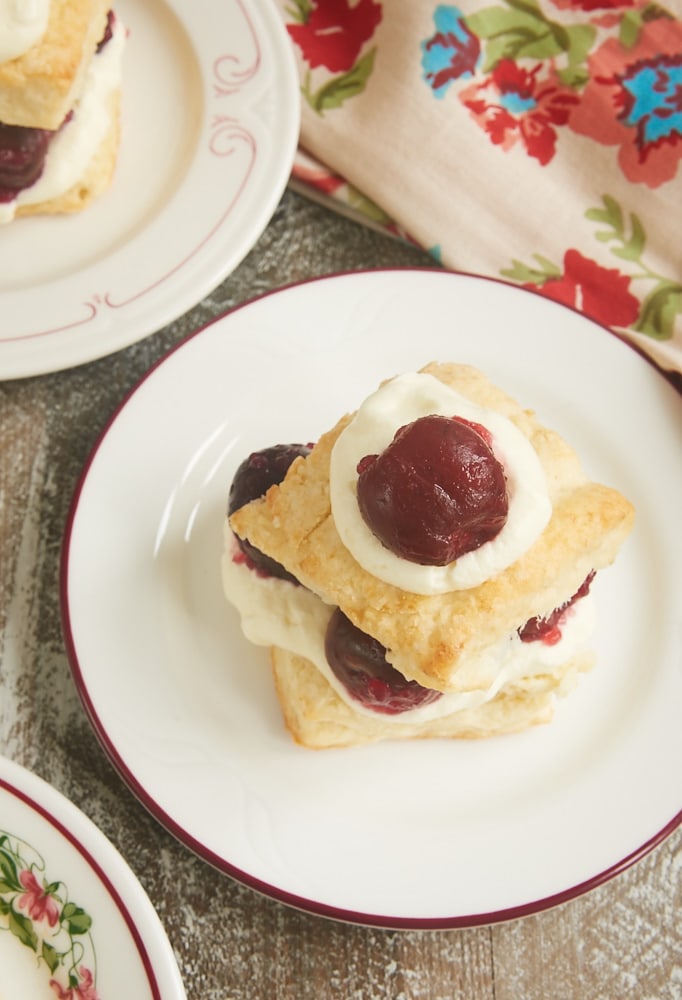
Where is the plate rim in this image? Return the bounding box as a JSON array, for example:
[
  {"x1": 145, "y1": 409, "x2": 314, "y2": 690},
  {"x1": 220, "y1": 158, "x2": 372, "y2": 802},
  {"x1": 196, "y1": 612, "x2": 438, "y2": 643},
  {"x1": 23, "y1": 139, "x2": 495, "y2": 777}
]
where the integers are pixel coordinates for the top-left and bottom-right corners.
[
  {"x1": 59, "y1": 267, "x2": 682, "y2": 929},
  {"x1": 0, "y1": 754, "x2": 186, "y2": 996},
  {"x1": 0, "y1": 0, "x2": 300, "y2": 379}
]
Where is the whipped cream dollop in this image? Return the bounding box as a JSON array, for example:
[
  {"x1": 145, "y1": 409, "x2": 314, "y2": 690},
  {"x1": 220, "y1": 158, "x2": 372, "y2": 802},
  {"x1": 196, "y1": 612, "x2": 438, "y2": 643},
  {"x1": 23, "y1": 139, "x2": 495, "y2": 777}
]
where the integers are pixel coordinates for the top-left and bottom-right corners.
[
  {"x1": 0, "y1": 0, "x2": 50, "y2": 63},
  {"x1": 221, "y1": 528, "x2": 595, "y2": 724},
  {"x1": 329, "y1": 372, "x2": 551, "y2": 595},
  {"x1": 0, "y1": 13, "x2": 125, "y2": 224}
]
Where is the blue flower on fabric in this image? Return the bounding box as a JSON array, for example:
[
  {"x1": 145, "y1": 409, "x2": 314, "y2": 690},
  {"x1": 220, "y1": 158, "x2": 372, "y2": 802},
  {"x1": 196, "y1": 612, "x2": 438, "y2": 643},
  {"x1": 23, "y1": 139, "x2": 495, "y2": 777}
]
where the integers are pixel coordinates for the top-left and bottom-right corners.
[
  {"x1": 569, "y1": 18, "x2": 682, "y2": 187},
  {"x1": 620, "y1": 57, "x2": 682, "y2": 146},
  {"x1": 421, "y1": 5, "x2": 481, "y2": 98}
]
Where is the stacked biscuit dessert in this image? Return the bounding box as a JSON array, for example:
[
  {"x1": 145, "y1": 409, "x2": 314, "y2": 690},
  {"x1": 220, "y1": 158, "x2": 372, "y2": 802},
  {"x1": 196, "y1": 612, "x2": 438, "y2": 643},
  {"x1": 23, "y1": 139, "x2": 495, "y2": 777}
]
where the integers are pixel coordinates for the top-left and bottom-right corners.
[
  {"x1": 224, "y1": 362, "x2": 635, "y2": 748},
  {"x1": 0, "y1": 0, "x2": 126, "y2": 223}
]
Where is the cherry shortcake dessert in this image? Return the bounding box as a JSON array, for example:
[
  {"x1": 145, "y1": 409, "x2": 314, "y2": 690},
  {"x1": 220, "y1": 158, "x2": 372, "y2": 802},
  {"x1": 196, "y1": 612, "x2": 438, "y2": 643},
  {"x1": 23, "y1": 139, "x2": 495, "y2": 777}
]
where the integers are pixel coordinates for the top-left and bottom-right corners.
[
  {"x1": 224, "y1": 362, "x2": 635, "y2": 748},
  {"x1": 0, "y1": 0, "x2": 126, "y2": 223}
]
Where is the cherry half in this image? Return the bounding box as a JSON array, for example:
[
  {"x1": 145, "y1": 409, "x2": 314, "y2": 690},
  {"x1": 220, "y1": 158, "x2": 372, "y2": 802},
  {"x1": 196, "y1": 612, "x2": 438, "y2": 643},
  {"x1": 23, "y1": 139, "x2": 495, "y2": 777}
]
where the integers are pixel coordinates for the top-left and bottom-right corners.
[
  {"x1": 228, "y1": 443, "x2": 311, "y2": 583},
  {"x1": 356, "y1": 414, "x2": 508, "y2": 565},
  {"x1": 325, "y1": 608, "x2": 442, "y2": 714}
]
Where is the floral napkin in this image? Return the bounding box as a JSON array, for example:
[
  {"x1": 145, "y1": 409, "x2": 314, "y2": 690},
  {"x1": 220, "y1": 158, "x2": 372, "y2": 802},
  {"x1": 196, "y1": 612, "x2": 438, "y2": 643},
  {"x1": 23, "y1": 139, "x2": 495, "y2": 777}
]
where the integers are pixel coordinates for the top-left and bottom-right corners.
[{"x1": 275, "y1": 0, "x2": 682, "y2": 377}]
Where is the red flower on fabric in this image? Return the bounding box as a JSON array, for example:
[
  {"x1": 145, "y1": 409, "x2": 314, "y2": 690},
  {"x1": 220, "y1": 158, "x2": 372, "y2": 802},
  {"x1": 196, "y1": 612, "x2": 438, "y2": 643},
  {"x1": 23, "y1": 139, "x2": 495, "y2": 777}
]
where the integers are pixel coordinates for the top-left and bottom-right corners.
[
  {"x1": 291, "y1": 159, "x2": 345, "y2": 196},
  {"x1": 528, "y1": 250, "x2": 640, "y2": 327},
  {"x1": 287, "y1": 0, "x2": 383, "y2": 73},
  {"x1": 569, "y1": 19, "x2": 682, "y2": 187},
  {"x1": 17, "y1": 869, "x2": 60, "y2": 927},
  {"x1": 50, "y1": 967, "x2": 100, "y2": 1000},
  {"x1": 459, "y1": 60, "x2": 579, "y2": 164}
]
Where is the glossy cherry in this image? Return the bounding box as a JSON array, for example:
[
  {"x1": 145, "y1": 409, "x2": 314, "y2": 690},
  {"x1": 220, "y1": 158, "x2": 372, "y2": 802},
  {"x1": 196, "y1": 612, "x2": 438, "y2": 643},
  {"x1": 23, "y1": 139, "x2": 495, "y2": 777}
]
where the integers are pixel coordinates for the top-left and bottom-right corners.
[
  {"x1": 228, "y1": 443, "x2": 311, "y2": 582},
  {"x1": 0, "y1": 124, "x2": 52, "y2": 201},
  {"x1": 325, "y1": 608, "x2": 442, "y2": 714},
  {"x1": 356, "y1": 414, "x2": 508, "y2": 565}
]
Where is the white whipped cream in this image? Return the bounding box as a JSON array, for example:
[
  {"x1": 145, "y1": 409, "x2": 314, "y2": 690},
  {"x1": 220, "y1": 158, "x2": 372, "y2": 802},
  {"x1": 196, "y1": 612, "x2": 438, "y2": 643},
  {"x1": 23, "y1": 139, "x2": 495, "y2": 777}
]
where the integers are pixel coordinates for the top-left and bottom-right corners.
[
  {"x1": 329, "y1": 372, "x2": 551, "y2": 594},
  {"x1": 0, "y1": 0, "x2": 50, "y2": 63},
  {"x1": 221, "y1": 528, "x2": 595, "y2": 725},
  {"x1": 0, "y1": 14, "x2": 125, "y2": 224}
]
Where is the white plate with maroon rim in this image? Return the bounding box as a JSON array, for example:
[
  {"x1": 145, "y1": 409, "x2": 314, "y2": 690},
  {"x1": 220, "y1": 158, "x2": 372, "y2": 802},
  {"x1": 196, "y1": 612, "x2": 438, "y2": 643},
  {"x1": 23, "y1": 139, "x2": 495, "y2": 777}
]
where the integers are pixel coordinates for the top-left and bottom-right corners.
[
  {"x1": 0, "y1": 754, "x2": 186, "y2": 998},
  {"x1": 0, "y1": 0, "x2": 299, "y2": 380},
  {"x1": 60, "y1": 269, "x2": 682, "y2": 929}
]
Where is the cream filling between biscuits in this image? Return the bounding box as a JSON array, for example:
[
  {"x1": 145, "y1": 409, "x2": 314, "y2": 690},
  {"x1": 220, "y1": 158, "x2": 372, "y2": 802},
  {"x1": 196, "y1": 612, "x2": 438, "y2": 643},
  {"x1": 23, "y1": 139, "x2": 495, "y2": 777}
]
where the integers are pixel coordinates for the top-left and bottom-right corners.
[
  {"x1": 329, "y1": 372, "x2": 552, "y2": 595},
  {"x1": 222, "y1": 528, "x2": 596, "y2": 725},
  {"x1": 0, "y1": 0, "x2": 50, "y2": 63},
  {"x1": 0, "y1": 14, "x2": 125, "y2": 224}
]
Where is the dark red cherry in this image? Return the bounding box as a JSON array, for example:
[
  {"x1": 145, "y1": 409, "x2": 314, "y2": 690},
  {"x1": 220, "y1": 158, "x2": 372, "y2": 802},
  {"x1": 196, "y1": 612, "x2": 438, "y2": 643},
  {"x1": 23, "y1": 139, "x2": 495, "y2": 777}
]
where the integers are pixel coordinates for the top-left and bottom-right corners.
[
  {"x1": 0, "y1": 124, "x2": 52, "y2": 200},
  {"x1": 325, "y1": 609, "x2": 442, "y2": 715},
  {"x1": 356, "y1": 415, "x2": 508, "y2": 565},
  {"x1": 229, "y1": 443, "x2": 311, "y2": 582}
]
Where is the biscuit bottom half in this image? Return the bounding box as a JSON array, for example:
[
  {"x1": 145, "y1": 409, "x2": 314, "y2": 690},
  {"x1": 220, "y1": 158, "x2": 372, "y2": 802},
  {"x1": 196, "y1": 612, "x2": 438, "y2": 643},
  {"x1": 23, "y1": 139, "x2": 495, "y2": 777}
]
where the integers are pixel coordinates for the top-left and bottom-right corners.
[{"x1": 270, "y1": 645, "x2": 595, "y2": 749}]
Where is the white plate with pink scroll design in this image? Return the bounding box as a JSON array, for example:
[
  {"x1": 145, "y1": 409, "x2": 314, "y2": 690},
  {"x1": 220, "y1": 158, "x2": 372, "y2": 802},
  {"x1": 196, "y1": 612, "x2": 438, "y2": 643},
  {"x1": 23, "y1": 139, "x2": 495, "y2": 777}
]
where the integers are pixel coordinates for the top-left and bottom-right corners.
[
  {"x1": 0, "y1": 0, "x2": 299, "y2": 379},
  {"x1": 61, "y1": 269, "x2": 682, "y2": 929}
]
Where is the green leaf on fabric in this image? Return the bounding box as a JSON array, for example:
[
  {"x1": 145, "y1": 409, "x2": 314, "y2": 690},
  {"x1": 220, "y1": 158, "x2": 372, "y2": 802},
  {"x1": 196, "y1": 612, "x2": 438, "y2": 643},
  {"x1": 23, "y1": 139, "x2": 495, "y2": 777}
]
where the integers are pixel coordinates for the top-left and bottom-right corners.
[
  {"x1": 611, "y1": 214, "x2": 646, "y2": 261},
  {"x1": 479, "y1": 35, "x2": 515, "y2": 71},
  {"x1": 285, "y1": 0, "x2": 311, "y2": 23},
  {"x1": 500, "y1": 254, "x2": 560, "y2": 283},
  {"x1": 619, "y1": 9, "x2": 642, "y2": 48},
  {"x1": 642, "y1": 2, "x2": 675, "y2": 22},
  {"x1": 515, "y1": 30, "x2": 563, "y2": 61},
  {"x1": 586, "y1": 195, "x2": 624, "y2": 234},
  {"x1": 466, "y1": 7, "x2": 559, "y2": 65},
  {"x1": 558, "y1": 65, "x2": 590, "y2": 88},
  {"x1": 636, "y1": 286, "x2": 682, "y2": 340},
  {"x1": 587, "y1": 197, "x2": 647, "y2": 263},
  {"x1": 466, "y1": 7, "x2": 544, "y2": 39},
  {"x1": 468, "y1": 6, "x2": 594, "y2": 70},
  {"x1": 480, "y1": 30, "x2": 558, "y2": 71},
  {"x1": 504, "y1": 0, "x2": 542, "y2": 15},
  {"x1": 564, "y1": 24, "x2": 596, "y2": 66},
  {"x1": 347, "y1": 187, "x2": 393, "y2": 225},
  {"x1": 617, "y1": 3, "x2": 669, "y2": 49},
  {"x1": 548, "y1": 19, "x2": 571, "y2": 51},
  {"x1": 308, "y1": 49, "x2": 377, "y2": 114}
]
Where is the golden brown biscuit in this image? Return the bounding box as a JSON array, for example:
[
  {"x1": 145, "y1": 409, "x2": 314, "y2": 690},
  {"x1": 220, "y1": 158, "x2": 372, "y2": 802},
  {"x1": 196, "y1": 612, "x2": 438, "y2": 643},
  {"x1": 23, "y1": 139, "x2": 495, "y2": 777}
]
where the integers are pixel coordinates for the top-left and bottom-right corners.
[
  {"x1": 230, "y1": 363, "x2": 635, "y2": 692},
  {"x1": 0, "y1": 0, "x2": 110, "y2": 130},
  {"x1": 270, "y1": 645, "x2": 594, "y2": 749}
]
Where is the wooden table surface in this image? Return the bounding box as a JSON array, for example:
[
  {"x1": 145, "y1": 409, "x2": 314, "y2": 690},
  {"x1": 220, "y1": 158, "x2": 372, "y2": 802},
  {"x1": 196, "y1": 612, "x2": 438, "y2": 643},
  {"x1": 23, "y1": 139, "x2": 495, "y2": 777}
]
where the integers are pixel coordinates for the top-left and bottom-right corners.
[{"x1": 1, "y1": 191, "x2": 680, "y2": 1000}]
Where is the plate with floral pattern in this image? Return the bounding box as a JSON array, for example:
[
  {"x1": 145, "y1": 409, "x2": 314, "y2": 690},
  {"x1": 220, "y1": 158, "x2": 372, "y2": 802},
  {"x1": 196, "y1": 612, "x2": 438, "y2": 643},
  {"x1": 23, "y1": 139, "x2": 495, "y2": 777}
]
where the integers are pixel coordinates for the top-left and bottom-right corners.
[
  {"x1": 0, "y1": 755, "x2": 185, "y2": 999},
  {"x1": 61, "y1": 269, "x2": 682, "y2": 928},
  {"x1": 0, "y1": 0, "x2": 299, "y2": 379}
]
